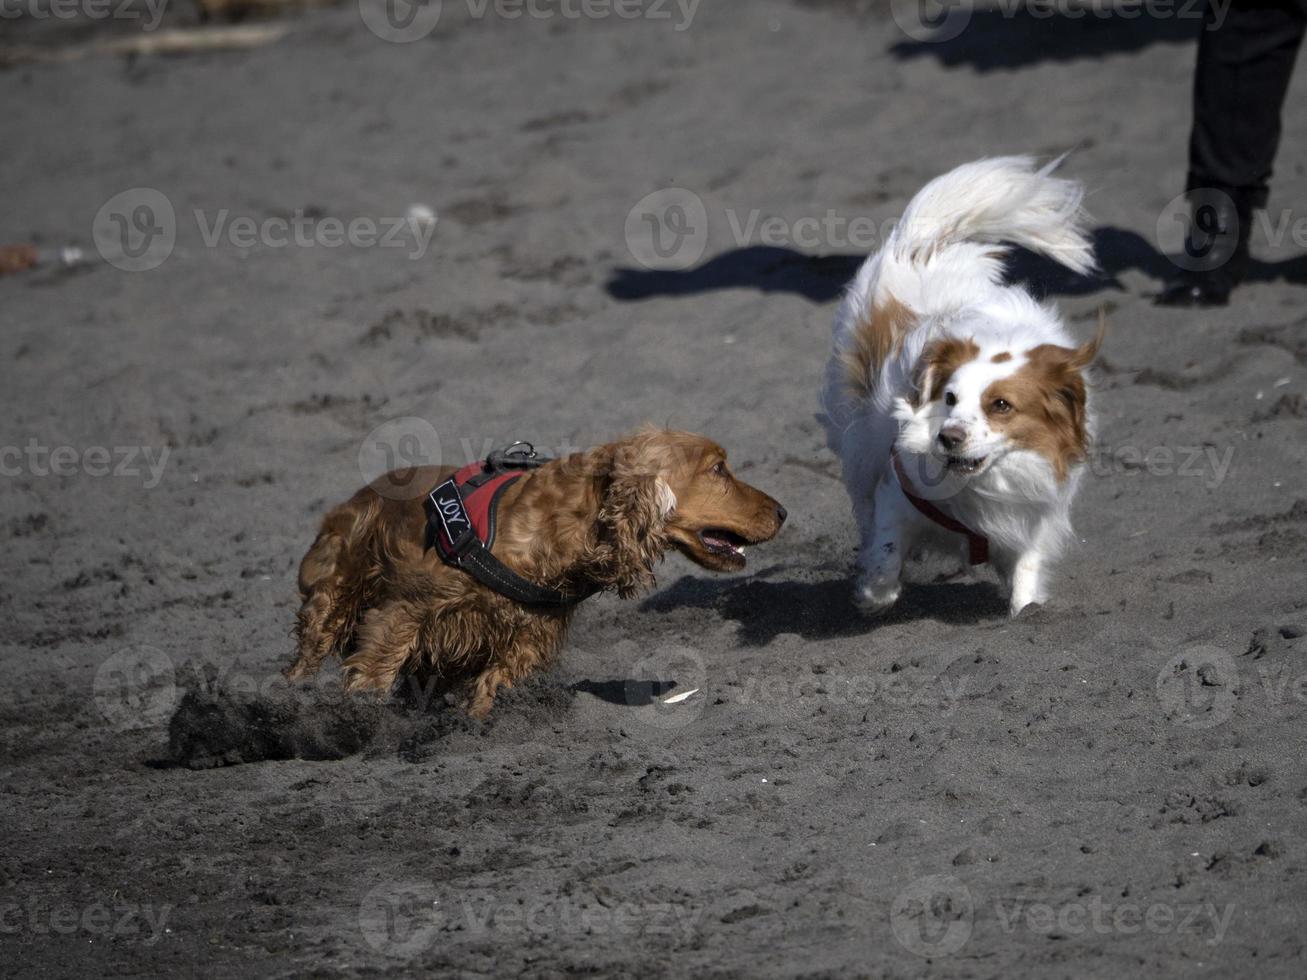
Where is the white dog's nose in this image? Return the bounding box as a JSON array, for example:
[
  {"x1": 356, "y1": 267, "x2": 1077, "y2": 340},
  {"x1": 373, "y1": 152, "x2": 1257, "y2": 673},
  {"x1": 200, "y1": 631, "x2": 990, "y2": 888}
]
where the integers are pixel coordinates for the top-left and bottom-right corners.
[{"x1": 938, "y1": 424, "x2": 967, "y2": 452}]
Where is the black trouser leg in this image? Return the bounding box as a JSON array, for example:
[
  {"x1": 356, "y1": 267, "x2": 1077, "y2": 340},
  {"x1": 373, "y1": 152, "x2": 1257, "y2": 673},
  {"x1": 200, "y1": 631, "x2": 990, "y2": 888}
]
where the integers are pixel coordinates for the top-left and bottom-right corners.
[
  {"x1": 1158, "y1": 0, "x2": 1307, "y2": 306},
  {"x1": 1188, "y1": 0, "x2": 1307, "y2": 205}
]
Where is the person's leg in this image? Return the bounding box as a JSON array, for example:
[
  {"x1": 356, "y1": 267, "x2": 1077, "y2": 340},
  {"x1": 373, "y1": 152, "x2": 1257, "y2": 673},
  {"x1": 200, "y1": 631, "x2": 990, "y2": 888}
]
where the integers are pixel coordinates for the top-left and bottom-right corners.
[
  {"x1": 1189, "y1": 0, "x2": 1306, "y2": 199},
  {"x1": 1157, "y1": 0, "x2": 1306, "y2": 306}
]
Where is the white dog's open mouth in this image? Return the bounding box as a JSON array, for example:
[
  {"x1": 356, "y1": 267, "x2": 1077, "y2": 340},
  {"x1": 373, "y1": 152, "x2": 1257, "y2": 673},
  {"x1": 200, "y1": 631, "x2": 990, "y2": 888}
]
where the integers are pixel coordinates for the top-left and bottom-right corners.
[{"x1": 945, "y1": 454, "x2": 988, "y2": 475}]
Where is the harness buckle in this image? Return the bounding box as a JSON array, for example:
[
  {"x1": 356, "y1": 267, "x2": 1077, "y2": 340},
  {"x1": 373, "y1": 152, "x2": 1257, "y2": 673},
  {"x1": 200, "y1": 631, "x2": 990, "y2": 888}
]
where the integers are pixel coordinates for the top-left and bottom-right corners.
[
  {"x1": 445, "y1": 527, "x2": 480, "y2": 562},
  {"x1": 487, "y1": 441, "x2": 540, "y2": 472}
]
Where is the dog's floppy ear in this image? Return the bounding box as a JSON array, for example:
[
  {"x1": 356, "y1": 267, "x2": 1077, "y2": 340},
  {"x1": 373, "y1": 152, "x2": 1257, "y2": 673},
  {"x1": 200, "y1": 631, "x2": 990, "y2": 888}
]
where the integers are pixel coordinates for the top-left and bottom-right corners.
[
  {"x1": 596, "y1": 437, "x2": 673, "y2": 599},
  {"x1": 1059, "y1": 309, "x2": 1106, "y2": 372},
  {"x1": 1061, "y1": 312, "x2": 1106, "y2": 450},
  {"x1": 1024, "y1": 314, "x2": 1107, "y2": 468},
  {"x1": 1027, "y1": 310, "x2": 1106, "y2": 376}
]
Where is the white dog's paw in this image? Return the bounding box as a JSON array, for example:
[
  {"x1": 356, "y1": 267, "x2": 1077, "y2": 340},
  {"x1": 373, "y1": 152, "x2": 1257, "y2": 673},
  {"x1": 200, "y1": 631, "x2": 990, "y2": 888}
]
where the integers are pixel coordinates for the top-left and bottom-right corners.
[
  {"x1": 854, "y1": 575, "x2": 901, "y2": 616},
  {"x1": 1009, "y1": 595, "x2": 1047, "y2": 618}
]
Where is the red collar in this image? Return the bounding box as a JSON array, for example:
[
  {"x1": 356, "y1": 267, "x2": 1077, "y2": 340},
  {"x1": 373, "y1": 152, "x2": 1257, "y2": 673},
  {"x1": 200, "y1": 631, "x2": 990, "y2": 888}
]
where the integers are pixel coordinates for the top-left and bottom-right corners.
[{"x1": 892, "y1": 451, "x2": 990, "y2": 565}]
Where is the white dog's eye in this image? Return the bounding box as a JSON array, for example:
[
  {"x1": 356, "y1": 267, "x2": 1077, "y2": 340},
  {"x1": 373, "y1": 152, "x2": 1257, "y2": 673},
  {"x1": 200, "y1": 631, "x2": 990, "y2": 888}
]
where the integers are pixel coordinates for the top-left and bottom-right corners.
[
  {"x1": 944, "y1": 392, "x2": 958, "y2": 407},
  {"x1": 990, "y1": 398, "x2": 1013, "y2": 415}
]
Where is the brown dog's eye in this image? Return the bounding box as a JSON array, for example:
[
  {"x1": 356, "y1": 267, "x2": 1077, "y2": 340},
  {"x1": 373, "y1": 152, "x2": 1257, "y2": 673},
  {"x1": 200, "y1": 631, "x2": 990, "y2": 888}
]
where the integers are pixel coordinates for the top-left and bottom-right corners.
[
  {"x1": 991, "y1": 398, "x2": 1013, "y2": 414},
  {"x1": 711, "y1": 461, "x2": 726, "y2": 476},
  {"x1": 945, "y1": 392, "x2": 958, "y2": 407}
]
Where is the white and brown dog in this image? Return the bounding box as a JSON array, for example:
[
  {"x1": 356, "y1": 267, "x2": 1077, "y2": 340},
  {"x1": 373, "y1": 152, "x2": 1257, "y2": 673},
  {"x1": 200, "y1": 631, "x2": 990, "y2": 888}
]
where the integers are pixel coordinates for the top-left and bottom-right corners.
[{"x1": 822, "y1": 157, "x2": 1103, "y2": 617}]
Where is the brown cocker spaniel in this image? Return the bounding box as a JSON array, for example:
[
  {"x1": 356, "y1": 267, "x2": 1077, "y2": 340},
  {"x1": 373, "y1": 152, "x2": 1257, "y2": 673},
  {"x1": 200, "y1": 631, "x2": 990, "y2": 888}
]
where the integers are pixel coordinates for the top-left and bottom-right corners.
[{"x1": 285, "y1": 428, "x2": 786, "y2": 717}]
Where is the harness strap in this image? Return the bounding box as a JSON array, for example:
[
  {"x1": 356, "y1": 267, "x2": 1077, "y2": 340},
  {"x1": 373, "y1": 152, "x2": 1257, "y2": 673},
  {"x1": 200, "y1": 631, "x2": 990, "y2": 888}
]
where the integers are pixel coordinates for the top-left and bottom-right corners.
[
  {"x1": 426, "y1": 444, "x2": 596, "y2": 607},
  {"x1": 892, "y1": 451, "x2": 990, "y2": 566}
]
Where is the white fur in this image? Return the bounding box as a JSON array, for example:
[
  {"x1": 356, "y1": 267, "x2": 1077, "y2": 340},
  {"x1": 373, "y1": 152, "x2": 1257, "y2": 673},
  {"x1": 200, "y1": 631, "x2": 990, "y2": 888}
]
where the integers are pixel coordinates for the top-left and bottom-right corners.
[
  {"x1": 655, "y1": 478, "x2": 678, "y2": 518},
  {"x1": 820, "y1": 156, "x2": 1096, "y2": 616}
]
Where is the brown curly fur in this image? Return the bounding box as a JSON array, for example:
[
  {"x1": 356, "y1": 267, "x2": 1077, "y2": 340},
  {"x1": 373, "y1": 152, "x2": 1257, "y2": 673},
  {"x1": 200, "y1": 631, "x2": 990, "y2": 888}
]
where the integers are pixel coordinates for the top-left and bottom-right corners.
[{"x1": 285, "y1": 428, "x2": 785, "y2": 717}]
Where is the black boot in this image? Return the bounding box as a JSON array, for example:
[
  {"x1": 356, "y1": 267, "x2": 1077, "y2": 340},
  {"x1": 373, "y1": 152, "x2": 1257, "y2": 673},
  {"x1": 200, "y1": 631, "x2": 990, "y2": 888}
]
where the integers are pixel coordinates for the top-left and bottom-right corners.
[{"x1": 1155, "y1": 187, "x2": 1256, "y2": 307}]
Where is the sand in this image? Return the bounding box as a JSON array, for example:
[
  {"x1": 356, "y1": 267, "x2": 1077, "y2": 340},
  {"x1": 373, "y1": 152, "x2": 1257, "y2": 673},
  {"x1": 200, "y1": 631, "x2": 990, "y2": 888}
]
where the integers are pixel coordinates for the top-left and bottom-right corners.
[{"x1": 4, "y1": 1, "x2": 1307, "y2": 976}]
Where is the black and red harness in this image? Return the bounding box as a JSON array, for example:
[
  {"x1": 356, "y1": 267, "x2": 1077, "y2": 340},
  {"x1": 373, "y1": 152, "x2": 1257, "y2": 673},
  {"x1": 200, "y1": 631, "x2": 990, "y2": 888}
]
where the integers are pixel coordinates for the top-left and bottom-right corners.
[
  {"x1": 425, "y1": 442, "x2": 594, "y2": 606},
  {"x1": 892, "y1": 450, "x2": 990, "y2": 566}
]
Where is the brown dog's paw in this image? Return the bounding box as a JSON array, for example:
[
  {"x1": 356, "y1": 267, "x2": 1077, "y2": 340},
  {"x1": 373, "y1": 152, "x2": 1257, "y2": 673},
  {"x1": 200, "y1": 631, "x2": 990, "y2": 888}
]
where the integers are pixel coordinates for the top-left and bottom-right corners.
[
  {"x1": 340, "y1": 669, "x2": 393, "y2": 697},
  {"x1": 466, "y1": 668, "x2": 514, "y2": 719}
]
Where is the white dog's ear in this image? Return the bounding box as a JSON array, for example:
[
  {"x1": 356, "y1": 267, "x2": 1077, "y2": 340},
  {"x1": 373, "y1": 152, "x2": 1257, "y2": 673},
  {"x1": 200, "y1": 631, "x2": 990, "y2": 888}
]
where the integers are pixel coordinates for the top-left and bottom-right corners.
[{"x1": 911, "y1": 361, "x2": 939, "y2": 410}]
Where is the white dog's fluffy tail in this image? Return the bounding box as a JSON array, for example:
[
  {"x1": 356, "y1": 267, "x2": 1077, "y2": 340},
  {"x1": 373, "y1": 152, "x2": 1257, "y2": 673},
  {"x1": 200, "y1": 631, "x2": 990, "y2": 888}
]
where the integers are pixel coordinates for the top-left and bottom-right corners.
[{"x1": 887, "y1": 155, "x2": 1094, "y2": 276}]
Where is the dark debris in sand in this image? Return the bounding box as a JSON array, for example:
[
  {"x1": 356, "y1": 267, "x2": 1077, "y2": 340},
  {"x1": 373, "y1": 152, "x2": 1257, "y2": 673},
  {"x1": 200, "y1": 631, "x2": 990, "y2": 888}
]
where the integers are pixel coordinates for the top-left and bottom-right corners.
[{"x1": 167, "y1": 673, "x2": 575, "y2": 769}]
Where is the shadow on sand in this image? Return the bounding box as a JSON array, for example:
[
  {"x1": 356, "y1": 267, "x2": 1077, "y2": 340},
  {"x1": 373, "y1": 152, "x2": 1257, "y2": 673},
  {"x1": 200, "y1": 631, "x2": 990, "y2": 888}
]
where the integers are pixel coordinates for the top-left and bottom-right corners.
[
  {"x1": 608, "y1": 228, "x2": 1307, "y2": 305},
  {"x1": 886, "y1": 7, "x2": 1204, "y2": 71},
  {"x1": 639, "y1": 570, "x2": 1008, "y2": 646}
]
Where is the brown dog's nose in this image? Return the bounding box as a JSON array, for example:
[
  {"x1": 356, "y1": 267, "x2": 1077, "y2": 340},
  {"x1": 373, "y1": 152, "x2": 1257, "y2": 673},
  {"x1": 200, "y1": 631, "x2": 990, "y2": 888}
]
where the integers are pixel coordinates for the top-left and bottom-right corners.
[{"x1": 775, "y1": 503, "x2": 787, "y2": 525}]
